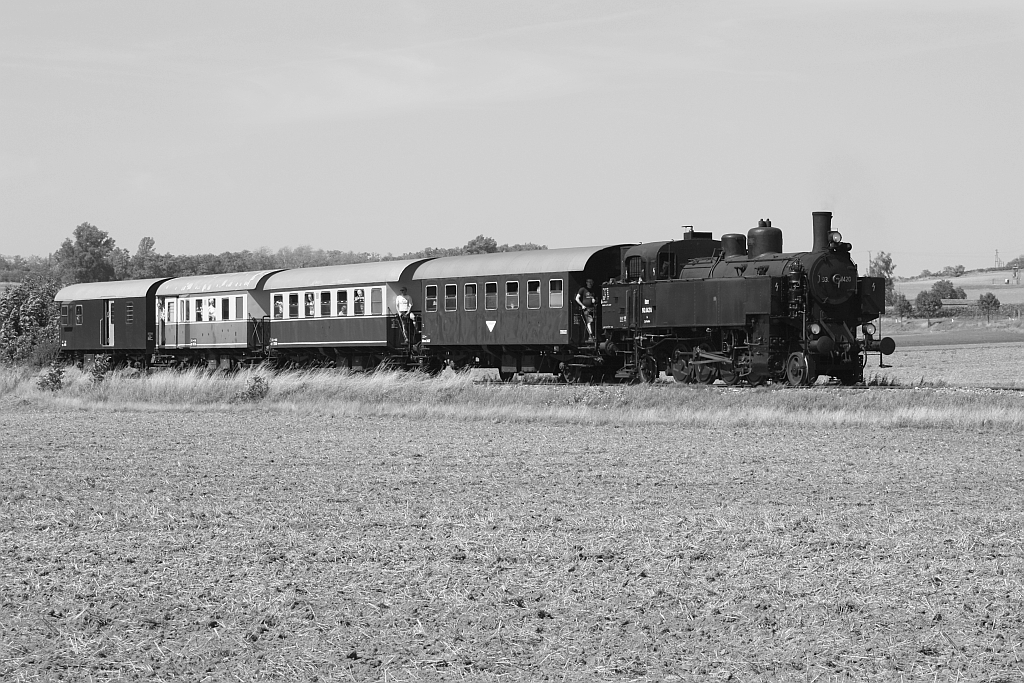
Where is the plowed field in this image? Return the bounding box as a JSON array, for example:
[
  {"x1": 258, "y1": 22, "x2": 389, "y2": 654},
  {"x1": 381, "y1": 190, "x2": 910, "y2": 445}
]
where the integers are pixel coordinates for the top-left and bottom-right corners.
[{"x1": 2, "y1": 400, "x2": 1022, "y2": 681}]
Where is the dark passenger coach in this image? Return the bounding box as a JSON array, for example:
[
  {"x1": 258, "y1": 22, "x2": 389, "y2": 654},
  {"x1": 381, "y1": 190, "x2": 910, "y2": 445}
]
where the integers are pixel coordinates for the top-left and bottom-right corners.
[{"x1": 55, "y1": 278, "x2": 168, "y2": 366}]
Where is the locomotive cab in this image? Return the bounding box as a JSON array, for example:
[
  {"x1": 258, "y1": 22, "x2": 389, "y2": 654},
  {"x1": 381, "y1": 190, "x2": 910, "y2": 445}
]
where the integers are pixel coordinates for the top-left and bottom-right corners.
[{"x1": 620, "y1": 229, "x2": 720, "y2": 282}]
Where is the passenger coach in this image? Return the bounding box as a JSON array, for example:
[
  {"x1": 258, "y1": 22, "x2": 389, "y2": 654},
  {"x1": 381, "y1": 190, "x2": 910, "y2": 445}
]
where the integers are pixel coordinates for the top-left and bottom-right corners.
[
  {"x1": 155, "y1": 270, "x2": 280, "y2": 368},
  {"x1": 412, "y1": 246, "x2": 626, "y2": 380},
  {"x1": 262, "y1": 259, "x2": 428, "y2": 370}
]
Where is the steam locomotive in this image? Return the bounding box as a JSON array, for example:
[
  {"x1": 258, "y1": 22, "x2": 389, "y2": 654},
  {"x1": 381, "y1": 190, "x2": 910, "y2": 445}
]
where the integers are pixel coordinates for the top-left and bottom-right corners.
[{"x1": 55, "y1": 211, "x2": 894, "y2": 385}]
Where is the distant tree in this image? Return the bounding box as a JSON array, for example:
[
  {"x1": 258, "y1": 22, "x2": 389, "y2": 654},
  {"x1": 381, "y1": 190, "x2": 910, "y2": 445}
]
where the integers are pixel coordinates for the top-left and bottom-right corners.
[
  {"x1": 54, "y1": 222, "x2": 116, "y2": 283},
  {"x1": 978, "y1": 292, "x2": 1000, "y2": 323},
  {"x1": 499, "y1": 241, "x2": 546, "y2": 252},
  {"x1": 931, "y1": 279, "x2": 966, "y2": 300},
  {"x1": 463, "y1": 235, "x2": 499, "y2": 254},
  {"x1": 0, "y1": 274, "x2": 62, "y2": 365},
  {"x1": 868, "y1": 251, "x2": 897, "y2": 305},
  {"x1": 940, "y1": 264, "x2": 966, "y2": 278},
  {"x1": 130, "y1": 237, "x2": 163, "y2": 278},
  {"x1": 915, "y1": 290, "x2": 942, "y2": 325},
  {"x1": 110, "y1": 247, "x2": 132, "y2": 281},
  {"x1": 918, "y1": 269, "x2": 932, "y2": 278},
  {"x1": 891, "y1": 291, "x2": 914, "y2": 320}
]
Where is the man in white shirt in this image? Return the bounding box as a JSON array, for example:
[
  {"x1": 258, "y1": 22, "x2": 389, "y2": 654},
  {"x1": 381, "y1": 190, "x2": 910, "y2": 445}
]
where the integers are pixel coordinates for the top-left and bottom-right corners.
[{"x1": 396, "y1": 287, "x2": 413, "y2": 317}]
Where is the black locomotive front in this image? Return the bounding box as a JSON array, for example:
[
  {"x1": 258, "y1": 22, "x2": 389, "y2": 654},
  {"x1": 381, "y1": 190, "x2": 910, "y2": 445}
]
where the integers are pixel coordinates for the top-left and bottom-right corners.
[{"x1": 601, "y1": 211, "x2": 895, "y2": 385}]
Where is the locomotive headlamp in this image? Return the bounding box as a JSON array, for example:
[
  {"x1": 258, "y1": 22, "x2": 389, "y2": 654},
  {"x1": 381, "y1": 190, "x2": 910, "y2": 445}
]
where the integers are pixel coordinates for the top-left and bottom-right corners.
[
  {"x1": 809, "y1": 323, "x2": 822, "y2": 335},
  {"x1": 829, "y1": 231, "x2": 843, "y2": 244},
  {"x1": 862, "y1": 323, "x2": 877, "y2": 336}
]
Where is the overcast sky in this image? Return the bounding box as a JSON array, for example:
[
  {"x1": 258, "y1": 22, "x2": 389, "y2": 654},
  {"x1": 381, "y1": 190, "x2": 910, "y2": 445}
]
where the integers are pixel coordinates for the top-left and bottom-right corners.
[{"x1": 1, "y1": 1, "x2": 1021, "y2": 276}]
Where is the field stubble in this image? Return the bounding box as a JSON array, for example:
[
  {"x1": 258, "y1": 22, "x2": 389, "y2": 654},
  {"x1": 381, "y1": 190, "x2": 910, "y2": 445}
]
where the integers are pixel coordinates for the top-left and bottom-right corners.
[{"x1": 1, "y1": 364, "x2": 1023, "y2": 681}]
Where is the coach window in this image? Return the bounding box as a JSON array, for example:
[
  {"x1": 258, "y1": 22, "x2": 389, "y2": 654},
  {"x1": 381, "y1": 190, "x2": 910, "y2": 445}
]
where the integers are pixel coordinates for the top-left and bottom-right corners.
[
  {"x1": 207, "y1": 298, "x2": 218, "y2": 322},
  {"x1": 126, "y1": 302, "x2": 135, "y2": 324},
  {"x1": 371, "y1": 288, "x2": 383, "y2": 315},
  {"x1": 506, "y1": 281, "x2": 520, "y2": 310},
  {"x1": 61, "y1": 306, "x2": 68, "y2": 325},
  {"x1": 273, "y1": 294, "x2": 284, "y2": 319},
  {"x1": 221, "y1": 297, "x2": 231, "y2": 321},
  {"x1": 444, "y1": 284, "x2": 457, "y2": 312},
  {"x1": 167, "y1": 301, "x2": 176, "y2": 323},
  {"x1": 235, "y1": 296, "x2": 244, "y2": 320},
  {"x1": 336, "y1": 290, "x2": 348, "y2": 316},
  {"x1": 195, "y1": 298, "x2": 203, "y2": 322},
  {"x1": 527, "y1": 280, "x2": 541, "y2": 309},
  {"x1": 182, "y1": 300, "x2": 190, "y2": 322},
  {"x1": 288, "y1": 293, "x2": 299, "y2": 319},
  {"x1": 549, "y1": 279, "x2": 563, "y2": 308},
  {"x1": 465, "y1": 283, "x2": 477, "y2": 311},
  {"x1": 425, "y1": 285, "x2": 438, "y2": 312},
  {"x1": 304, "y1": 292, "x2": 315, "y2": 318},
  {"x1": 484, "y1": 282, "x2": 497, "y2": 310},
  {"x1": 320, "y1": 291, "x2": 331, "y2": 317},
  {"x1": 354, "y1": 289, "x2": 365, "y2": 315},
  {"x1": 75, "y1": 305, "x2": 83, "y2": 325}
]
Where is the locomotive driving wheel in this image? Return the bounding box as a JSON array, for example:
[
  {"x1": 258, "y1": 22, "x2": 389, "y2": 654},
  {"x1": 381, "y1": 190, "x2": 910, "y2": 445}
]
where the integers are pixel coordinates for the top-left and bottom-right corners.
[
  {"x1": 693, "y1": 343, "x2": 717, "y2": 384},
  {"x1": 718, "y1": 359, "x2": 740, "y2": 386},
  {"x1": 785, "y1": 352, "x2": 818, "y2": 386},
  {"x1": 670, "y1": 345, "x2": 692, "y2": 383}
]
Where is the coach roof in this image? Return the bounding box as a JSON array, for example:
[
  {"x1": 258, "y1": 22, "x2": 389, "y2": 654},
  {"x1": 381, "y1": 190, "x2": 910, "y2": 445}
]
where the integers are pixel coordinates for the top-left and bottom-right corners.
[
  {"x1": 412, "y1": 246, "x2": 627, "y2": 279},
  {"x1": 263, "y1": 259, "x2": 428, "y2": 290},
  {"x1": 155, "y1": 270, "x2": 281, "y2": 295},
  {"x1": 55, "y1": 278, "x2": 168, "y2": 302}
]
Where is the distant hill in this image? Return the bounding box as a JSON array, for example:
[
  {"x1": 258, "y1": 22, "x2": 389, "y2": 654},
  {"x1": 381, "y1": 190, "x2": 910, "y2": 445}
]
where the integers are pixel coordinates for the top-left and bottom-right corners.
[{"x1": 895, "y1": 270, "x2": 1024, "y2": 305}]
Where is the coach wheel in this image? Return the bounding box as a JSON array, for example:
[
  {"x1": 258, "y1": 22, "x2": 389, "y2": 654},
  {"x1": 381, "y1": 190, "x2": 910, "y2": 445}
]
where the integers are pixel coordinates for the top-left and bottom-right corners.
[
  {"x1": 693, "y1": 344, "x2": 717, "y2": 385},
  {"x1": 497, "y1": 369, "x2": 516, "y2": 383},
  {"x1": 637, "y1": 355, "x2": 658, "y2": 384},
  {"x1": 786, "y1": 352, "x2": 818, "y2": 386}
]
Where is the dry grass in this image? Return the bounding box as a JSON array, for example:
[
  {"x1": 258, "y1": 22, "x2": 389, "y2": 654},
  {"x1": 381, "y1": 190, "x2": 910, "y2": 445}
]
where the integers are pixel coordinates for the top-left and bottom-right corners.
[{"x1": 3, "y1": 364, "x2": 1024, "y2": 432}]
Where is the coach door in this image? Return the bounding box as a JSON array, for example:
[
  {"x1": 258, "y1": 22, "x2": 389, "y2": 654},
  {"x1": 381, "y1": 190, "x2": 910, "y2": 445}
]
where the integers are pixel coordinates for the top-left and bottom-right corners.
[
  {"x1": 162, "y1": 297, "x2": 179, "y2": 347},
  {"x1": 101, "y1": 299, "x2": 115, "y2": 346}
]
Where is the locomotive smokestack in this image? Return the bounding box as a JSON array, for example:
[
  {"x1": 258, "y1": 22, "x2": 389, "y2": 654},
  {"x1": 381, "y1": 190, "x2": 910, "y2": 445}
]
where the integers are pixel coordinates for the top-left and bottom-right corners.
[{"x1": 812, "y1": 211, "x2": 833, "y2": 252}]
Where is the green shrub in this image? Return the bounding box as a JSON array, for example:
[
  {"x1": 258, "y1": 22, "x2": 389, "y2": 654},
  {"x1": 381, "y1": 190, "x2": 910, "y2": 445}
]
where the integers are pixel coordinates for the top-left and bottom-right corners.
[
  {"x1": 234, "y1": 375, "x2": 270, "y2": 402},
  {"x1": 36, "y1": 361, "x2": 65, "y2": 392}
]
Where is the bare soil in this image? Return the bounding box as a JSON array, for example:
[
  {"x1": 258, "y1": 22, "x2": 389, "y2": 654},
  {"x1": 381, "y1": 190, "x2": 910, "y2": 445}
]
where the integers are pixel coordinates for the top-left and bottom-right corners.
[{"x1": 2, "y1": 401, "x2": 1022, "y2": 681}]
